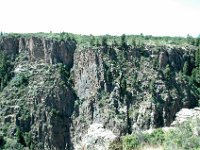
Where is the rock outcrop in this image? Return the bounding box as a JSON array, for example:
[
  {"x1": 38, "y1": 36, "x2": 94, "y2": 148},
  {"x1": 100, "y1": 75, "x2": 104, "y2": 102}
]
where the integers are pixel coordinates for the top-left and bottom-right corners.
[
  {"x1": 0, "y1": 36, "x2": 19, "y2": 58},
  {"x1": 75, "y1": 123, "x2": 117, "y2": 150},
  {"x1": 19, "y1": 37, "x2": 76, "y2": 66},
  {"x1": 72, "y1": 48, "x2": 105, "y2": 99},
  {"x1": 159, "y1": 51, "x2": 169, "y2": 68},
  {"x1": 171, "y1": 107, "x2": 200, "y2": 126}
]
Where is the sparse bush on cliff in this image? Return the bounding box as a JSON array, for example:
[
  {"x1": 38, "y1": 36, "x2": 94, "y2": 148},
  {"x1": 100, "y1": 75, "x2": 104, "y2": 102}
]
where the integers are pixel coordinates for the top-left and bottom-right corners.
[
  {"x1": 10, "y1": 72, "x2": 30, "y2": 87},
  {"x1": 122, "y1": 134, "x2": 140, "y2": 150},
  {"x1": 0, "y1": 52, "x2": 13, "y2": 90}
]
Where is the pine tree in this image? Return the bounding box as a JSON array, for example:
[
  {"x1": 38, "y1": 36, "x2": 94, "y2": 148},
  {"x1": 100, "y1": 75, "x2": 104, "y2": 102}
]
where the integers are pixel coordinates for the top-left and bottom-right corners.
[
  {"x1": 96, "y1": 39, "x2": 101, "y2": 47},
  {"x1": 187, "y1": 34, "x2": 195, "y2": 45},
  {"x1": 196, "y1": 37, "x2": 200, "y2": 46},
  {"x1": 183, "y1": 61, "x2": 189, "y2": 76},
  {"x1": 89, "y1": 35, "x2": 95, "y2": 46},
  {"x1": 164, "y1": 65, "x2": 171, "y2": 80},
  {"x1": 102, "y1": 36, "x2": 108, "y2": 47},
  {"x1": 195, "y1": 48, "x2": 200, "y2": 67},
  {"x1": 192, "y1": 47, "x2": 200, "y2": 87},
  {"x1": 0, "y1": 52, "x2": 12, "y2": 90},
  {"x1": 131, "y1": 38, "x2": 136, "y2": 47},
  {"x1": 120, "y1": 34, "x2": 128, "y2": 50},
  {"x1": 113, "y1": 39, "x2": 118, "y2": 47}
]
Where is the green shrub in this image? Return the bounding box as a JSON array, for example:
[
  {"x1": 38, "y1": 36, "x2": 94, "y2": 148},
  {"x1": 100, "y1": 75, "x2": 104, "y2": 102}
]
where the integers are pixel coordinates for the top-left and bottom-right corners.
[
  {"x1": 24, "y1": 132, "x2": 32, "y2": 148},
  {"x1": 164, "y1": 121, "x2": 200, "y2": 150},
  {"x1": 10, "y1": 72, "x2": 30, "y2": 87},
  {"x1": 0, "y1": 52, "x2": 13, "y2": 90},
  {"x1": 16, "y1": 128, "x2": 26, "y2": 146},
  {"x1": 145, "y1": 128, "x2": 165, "y2": 145},
  {"x1": 121, "y1": 120, "x2": 200, "y2": 150},
  {"x1": 3, "y1": 137, "x2": 24, "y2": 149},
  {"x1": 122, "y1": 134, "x2": 139, "y2": 150}
]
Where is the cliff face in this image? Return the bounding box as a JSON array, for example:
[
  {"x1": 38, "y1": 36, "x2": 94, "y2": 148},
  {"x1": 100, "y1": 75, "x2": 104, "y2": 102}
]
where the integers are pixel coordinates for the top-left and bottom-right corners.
[
  {"x1": 0, "y1": 36, "x2": 19, "y2": 58},
  {"x1": 72, "y1": 48, "x2": 105, "y2": 99},
  {"x1": 18, "y1": 37, "x2": 76, "y2": 66},
  {"x1": 0, "y1": 35, "x2": 199, "y2": 150}
]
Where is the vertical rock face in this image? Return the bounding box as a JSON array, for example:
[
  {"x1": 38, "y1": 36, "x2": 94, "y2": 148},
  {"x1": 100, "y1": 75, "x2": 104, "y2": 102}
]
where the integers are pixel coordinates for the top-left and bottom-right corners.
[
  {"x1": 30, "y1": 79, "x2": 75, "y2": 150},
  {"x1": 29, "y1": 37, "x2": 45, "y2": 61},
  {"x1": 159, "y1": 51, "x2": 169, "y2": 68},
  {"x1": 159, "y1": 48, "x2": 187, "y2": 70},
  {"x1": 19, "y1": 37, "x2": 76, "y2": 67},
  {"x1": 0, "y1": 36, "x2": 19, "y2": 57},
  {"x1": 72, "y1": 48, "x2": 105, "y2": 99},
  {"x1": 168, "y1": 48, "x2": 184, "y2": 70}
]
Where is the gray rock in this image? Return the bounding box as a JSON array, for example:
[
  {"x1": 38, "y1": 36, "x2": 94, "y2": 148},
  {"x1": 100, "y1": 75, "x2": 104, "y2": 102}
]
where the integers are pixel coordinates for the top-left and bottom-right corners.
[{"x1": 159, "y1": 51, "x2": 169, "y2": 68}]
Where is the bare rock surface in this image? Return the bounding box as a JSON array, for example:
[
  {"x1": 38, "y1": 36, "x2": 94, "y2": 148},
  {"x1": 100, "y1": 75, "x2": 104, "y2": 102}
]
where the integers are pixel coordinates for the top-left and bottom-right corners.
[
  {"x1": 75, "y1": 123, "x2": 117, "y2": 150},
  {"x1": 171, "y1": 107, "x2": 200, "y2": 126}
]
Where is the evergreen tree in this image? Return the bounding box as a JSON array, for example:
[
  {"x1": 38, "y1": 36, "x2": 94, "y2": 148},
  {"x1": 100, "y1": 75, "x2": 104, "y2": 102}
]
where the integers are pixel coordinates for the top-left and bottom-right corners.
[
  {"x1": 113, "y1": 39, "x2": 119, "y2": 47},
  {"x1": 195, "y1": 48, "x2": 200, "y2": 67},
  {"x1": 120, "y1": 34, "x2": 128, "y2": 50},
  {"x1": 187, "y1": 34, "x2": 195, "y2": 45},
  {"x1": 131, "y1": 38, "x2": 137, "y2": 47},
  {"x1": 191, "y1": 47, "x2": 200, "y2": 87},
  {"x1": 96, "y1": 39, "x2": 101, "y2": 47},
  {"x1": 196, "y1": 37, "x2": 200, "y2": 46},
  {"x1": 183, "y1": 61, "x2": 189, "y2": 76},
  {"x1": 102, "y1": 36, "x2": 108, "y2": 47},
  {"x1": 164, "y1": 65, "x2": 171, "y2": 81},
  {"x1": 60, "y1": 32, "x2": 65, "y2": 41},
  {"x1": 89, "y1": 35, "x2": 95, "y2": 46},
  {"x1": 0, "y1": 52, "x2": 12, "y2": 90}
]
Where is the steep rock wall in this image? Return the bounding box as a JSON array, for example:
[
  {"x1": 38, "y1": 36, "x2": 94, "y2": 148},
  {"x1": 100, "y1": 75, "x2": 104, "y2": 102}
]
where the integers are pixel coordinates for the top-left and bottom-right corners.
[
  {"x1": 0, "y1": 36, "x2": 19, "y2": 58},
  {"x1": 72, "y1": 48, "x2": 105, "y2": 99},
  {"x1": 19, "y1": 37, "x2": 76, "y2": 67}
]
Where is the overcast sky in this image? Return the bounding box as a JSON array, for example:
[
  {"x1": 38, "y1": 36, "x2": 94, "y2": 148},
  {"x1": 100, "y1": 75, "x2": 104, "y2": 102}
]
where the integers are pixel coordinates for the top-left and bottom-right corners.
[{"x1": 0, "y1": 0, "x2": 200, "y2": 37}]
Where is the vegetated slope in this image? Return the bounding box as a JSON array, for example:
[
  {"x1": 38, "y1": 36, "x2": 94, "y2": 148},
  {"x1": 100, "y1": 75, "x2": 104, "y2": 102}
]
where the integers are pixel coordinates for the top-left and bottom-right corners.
[{"x1": 0, "y1": 33, "x2": 199, "y2": 150}]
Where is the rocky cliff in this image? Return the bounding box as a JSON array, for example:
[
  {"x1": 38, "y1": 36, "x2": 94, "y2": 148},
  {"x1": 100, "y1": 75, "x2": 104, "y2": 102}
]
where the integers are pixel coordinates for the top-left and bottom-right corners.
[{"x1": 0, "y1": 34, "x2": 199, "y2": 150}]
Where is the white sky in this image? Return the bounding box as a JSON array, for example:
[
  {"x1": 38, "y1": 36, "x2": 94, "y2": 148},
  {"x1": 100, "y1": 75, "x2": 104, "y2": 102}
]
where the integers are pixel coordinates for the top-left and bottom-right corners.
[{"x1": 0, "y1": 0, "x2": 200, "y2": 37}]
